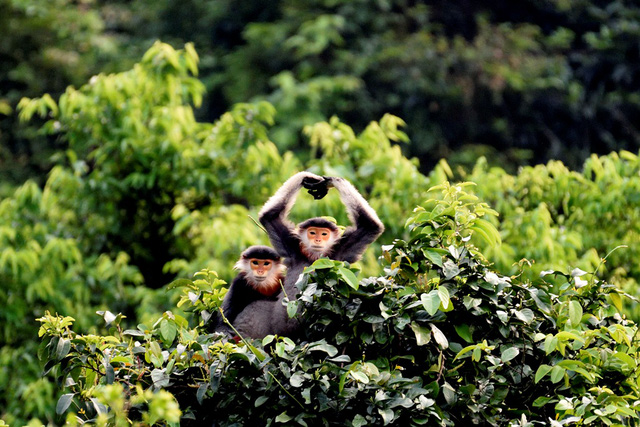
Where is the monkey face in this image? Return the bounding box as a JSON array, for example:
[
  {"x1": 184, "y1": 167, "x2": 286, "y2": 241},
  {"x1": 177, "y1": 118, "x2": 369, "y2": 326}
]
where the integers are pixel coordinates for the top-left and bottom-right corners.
[
  {"x1": 249, "y1": 259, "x2": 273, "y2": 281},
  {"x1": 305, "y1": 227, "x2": 333, "y2": 249},
  {"x1": 300, "y1": 226, "x2": 337, "y2": 261}
]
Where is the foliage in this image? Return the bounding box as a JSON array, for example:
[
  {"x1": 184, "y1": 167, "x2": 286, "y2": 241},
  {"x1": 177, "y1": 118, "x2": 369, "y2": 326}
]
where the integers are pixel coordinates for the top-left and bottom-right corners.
[
  {"x1": 146, "y1": 0, "x2": 640, "y2": 172},
  {"x1": 37, "y1": 184, "x2": 640, "y2": 425},
  {"x1": 3, "y1": 1, "x2": 640, "y2": 183},
  {"x1": 6, "y1": 40, "x2": 640, "y2": 425},
  {"x1": 3, "y1": 43, "x2": 430, "y2": 424},
  {"x1": 0, "y1": 0, "x2": 140, "y2": 183},
  {"x1": 0, "y1": 178, "x2": 142, "y2": 423},
  {"x1": 446, "y1": 151, "x2": 640, "y2": 319}
]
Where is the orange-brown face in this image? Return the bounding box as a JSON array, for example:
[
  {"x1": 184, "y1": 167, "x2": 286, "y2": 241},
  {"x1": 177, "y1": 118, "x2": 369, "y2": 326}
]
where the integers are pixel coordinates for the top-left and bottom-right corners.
[
  {"x1": 249, "y1": 258, "x2": 273, "y2": 281},
  {"x1": 306, "y1": 227, "x2": 333, "y2": 249}
]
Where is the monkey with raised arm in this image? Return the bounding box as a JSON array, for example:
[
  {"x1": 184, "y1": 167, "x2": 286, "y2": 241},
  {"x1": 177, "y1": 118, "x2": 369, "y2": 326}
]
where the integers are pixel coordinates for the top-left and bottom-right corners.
[
  {"x1": 213, "y1": 246, "x2": 285, "y2": 337},
  {"x1": 232, "y1": 172, "x2": 384, "y2": 339}
]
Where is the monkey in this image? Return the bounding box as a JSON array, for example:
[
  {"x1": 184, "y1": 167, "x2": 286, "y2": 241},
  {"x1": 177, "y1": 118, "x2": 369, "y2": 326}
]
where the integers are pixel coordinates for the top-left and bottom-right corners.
[
  {"x1": 232, "y1": 171, "x2": 384, "y2": 339},
  {"x1": 213, "y1": 246, "x2": 285, "y2": 337}
]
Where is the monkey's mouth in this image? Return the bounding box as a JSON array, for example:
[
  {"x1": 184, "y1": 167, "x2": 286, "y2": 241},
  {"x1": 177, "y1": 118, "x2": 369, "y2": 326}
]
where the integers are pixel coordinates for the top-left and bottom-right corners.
[
  {"x1": 310, "y1": 245, "x2": 324, "y2": 250},
  {"x1": 254, "y1": 276, "x2": 267, "y2": 282}
]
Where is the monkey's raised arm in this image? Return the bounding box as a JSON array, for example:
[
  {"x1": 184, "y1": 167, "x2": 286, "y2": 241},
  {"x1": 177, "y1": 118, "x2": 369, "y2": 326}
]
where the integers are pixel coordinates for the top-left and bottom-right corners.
[
  {"x1": 328, "y1": 177, "x2": 385, "y2": 263},
  {"x1": 259, "y1": 172, "x2": 325, "y2": 259}
]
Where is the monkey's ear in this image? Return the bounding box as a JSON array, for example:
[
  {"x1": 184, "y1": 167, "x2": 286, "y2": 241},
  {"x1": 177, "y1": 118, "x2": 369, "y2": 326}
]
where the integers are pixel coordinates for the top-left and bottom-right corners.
[{"x1": 303, "y1": 176, "x2": 329, "y2": 200}]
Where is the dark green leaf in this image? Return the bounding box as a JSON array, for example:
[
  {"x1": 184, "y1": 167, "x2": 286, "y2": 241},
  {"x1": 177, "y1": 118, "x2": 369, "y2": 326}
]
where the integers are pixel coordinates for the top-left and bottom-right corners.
[
  {"x1": 197, "y1": 383, "x2": 208, "y2": 404},
  {"x1": 56, "y1": 393, "x2": 75, "y2": 415},
  {"x1": 422, "y1": 249, "x2": 444, "y2": 267},
  {"x1": 454, "y1": 324, "x2": 473, "y2": 343},
  {"x1": 167, "y1": 278, "x2": 193, "y2": 289},
  {"x1": 338, "y1": 267, "x2": 359, "y2": 289},
  {"x1": 500, "y1": 347, "x2": 519, "y2": 363}
]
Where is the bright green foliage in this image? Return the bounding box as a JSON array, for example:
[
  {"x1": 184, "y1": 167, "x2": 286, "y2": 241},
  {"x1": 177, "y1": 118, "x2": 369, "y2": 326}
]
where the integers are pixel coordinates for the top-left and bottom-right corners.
[
  {"x1": 0, "y1": 179, "x2": 142, "y2": 423},
  {"x1": 7, "y1": 41, "x2": 640, "y2": 425},
  {"x1": 37, "y1": 184, "x2": 640, "y2": 425},
  {"x1": 449, "y1": 151, "x2": 640, "y2": 318}
]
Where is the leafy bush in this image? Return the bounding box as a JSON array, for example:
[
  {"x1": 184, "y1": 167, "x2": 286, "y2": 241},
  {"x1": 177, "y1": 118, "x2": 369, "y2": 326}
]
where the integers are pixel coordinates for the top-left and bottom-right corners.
[
  {"x1": 450, "y1": 151, "x2": 640, "y2": 319},
  {"x1": 38, "y1": 183, "x2": 640, "y2": 426}
]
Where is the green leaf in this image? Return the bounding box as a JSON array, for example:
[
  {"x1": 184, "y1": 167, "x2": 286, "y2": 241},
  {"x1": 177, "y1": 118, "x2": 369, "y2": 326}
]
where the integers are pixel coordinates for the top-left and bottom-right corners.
[
  {"x1": 610, "y1": 293, "x2": 623, "y2": 312},
  {"x1": 275, "y1": 412, "x2": 292, "y2": 423},
  {"x1": 310, "y1": 258, "x2": 336, "y2": 269},
  {"x1": 197, "y1": 383, "x2": 208, "y2": 405},
  {"x1": 422, "y1": 249, "x2": 444, "y2": 267},
  {"x1": 568, "y1": 301, "x2": 583, "y2": 326},
  {"x1": 287, "y1": 301, "x2": 298, "y2": 318},
  {"x1": 420, "y1": 290, "x2": 441, "y2": 316},
  {"x1": 532, "y1": 396, "x2": 556, "y2": 407},
  {"x1": 56, "y1": 393, "x2": 75, "y2": 415},
  {"x1": 290, "y1": 372, "x2": 305, "y2": 387},
  {"x1": 350, "y1": 371, "x2": 369, "y2": 383},
  {"x1": 378, "y1": 408, "x2": 395, "y2": 425},
  {"x1": 471, "y1": 218, "x2": 502, "y2": 246},
  {"x1": 437, "y1": 286, "x2": 451, "y2": 310},
  {"x1": 549, "y1": 365, "x2": 565, "y2": 384},
  {"x1": 430, "y1": 323, "x2": 448, "y2": 349},
  {"x1": 352, "y1": 414, "x2": 367, "y2": 427},
  {"x1": 535, "y1": 364, "x2": 553, "y2": 383},
  {"x1": 151, "y1": 368, "x2": 170, "y2": 388},
  {"x1": 253, "y1": 396, "x2": 269, "y2": 408},
  {"x1": 56, "y1": 338, "x2": 71, "y2": 360},
  {"x1": 309, "y1": 341, "x2": 338, "y2": 357},
  {"x1": 454, "y1": 324, "x2": 473, "y2": 343},
  {"x1": 167, "y1": 278, "x2": 193, "y2": 289},
  {"x1": 106, "y1": 364, "x2": 115, "y2": 384},
  {"x1": 159, "y1": 319, "x2": 177, "y2": 344},
  {"x1": 613, "y1": 352, "x2": 637, "y2": 370},
  {"x1": 443, "y1": 259, "x2": 461, "y2": 279},
  {"x1": 514, "y1": 308, "x2": 534, "y2": 324},
  {"x1": 544, "y1": 335, "x2": 558, "y2": 355},
  {"x1": 410, "y1": 322, "x2": 431, "y2": 346},
  {"x1": 338, "y1": 267, "x2": 359, "y2": 289},
  {"x1": 442, "y1": 382, "x2": 456, "y2": 404},
  {"x1": 500, "y1": 346, "x2": 519, "y2": 363}
]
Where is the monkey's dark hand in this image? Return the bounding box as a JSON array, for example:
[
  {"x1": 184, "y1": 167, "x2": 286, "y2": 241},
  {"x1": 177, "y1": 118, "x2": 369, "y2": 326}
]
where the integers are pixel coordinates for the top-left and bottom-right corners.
[{"x1": 303, "y1": 176, "x2": 330, "y2": 200}]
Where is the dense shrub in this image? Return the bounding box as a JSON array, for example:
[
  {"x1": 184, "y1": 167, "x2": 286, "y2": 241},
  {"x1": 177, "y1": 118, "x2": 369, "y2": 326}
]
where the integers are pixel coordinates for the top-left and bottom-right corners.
[
  {"x1": 38, "y1": 184, "x2": 640, "y2": 425},
  {"x1": 451, "y1": 151, "x2": 640, "y2": 319}
]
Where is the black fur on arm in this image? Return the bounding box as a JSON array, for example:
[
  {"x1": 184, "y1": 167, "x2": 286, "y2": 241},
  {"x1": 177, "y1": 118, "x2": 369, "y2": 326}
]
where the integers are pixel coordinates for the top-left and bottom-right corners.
[
  {"x1": 259, "y1": 171, "x2": 324, "y2": 259},
  {"x1": 328, "y1": 177, "x2": 385, "y2": 263}
]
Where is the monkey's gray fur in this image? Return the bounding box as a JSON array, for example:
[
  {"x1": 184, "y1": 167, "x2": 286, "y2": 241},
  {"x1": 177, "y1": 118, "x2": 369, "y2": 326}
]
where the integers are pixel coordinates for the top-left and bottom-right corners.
[{"x1": 232, "y1": 172, "x2": 384, "y2": 339}]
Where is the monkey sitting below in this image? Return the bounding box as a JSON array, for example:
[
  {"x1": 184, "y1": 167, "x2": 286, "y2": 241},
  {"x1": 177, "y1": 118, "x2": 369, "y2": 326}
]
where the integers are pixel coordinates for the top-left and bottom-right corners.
[{"x1": 213, "y1": 245, "x2": 285, "y2": 337}]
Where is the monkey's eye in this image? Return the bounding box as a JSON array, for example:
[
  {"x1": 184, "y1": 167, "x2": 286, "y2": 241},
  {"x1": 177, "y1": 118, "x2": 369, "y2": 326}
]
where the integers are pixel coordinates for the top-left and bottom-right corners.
[
  {"x1": 251, "y1": 260, "x2": 259, "y2": 266},
  {"x1": 309, "y1": 231, "x2": 316, "y2": 235},
  {"x1": 322, "y1": 232, "x2": 328, "y2": 236},
  {"x1": 264, "y1": 262, "x2": 270, "y2": 266}
]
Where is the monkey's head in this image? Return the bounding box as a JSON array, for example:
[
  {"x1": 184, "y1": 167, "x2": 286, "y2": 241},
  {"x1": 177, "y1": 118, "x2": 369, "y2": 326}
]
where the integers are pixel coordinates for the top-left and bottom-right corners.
[
  {"x1": 235, "y1": 246, "x2": 285, "y2": 295},
  {"x1": 297, "y1": 218, "x2": 340, "y2": 261}
]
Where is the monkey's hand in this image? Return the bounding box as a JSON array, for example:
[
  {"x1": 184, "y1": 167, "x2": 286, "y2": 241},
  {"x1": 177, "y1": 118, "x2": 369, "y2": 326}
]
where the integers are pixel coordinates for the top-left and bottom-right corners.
[{"x1": 303, "y1": 176, "x2": 330, "y2": 200}]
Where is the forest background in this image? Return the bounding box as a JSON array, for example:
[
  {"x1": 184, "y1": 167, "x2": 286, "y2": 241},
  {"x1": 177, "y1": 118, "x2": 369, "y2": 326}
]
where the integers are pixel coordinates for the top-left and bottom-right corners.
[{"x1": 1, "y1": 0, "x2": 640, "y2": 425}]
